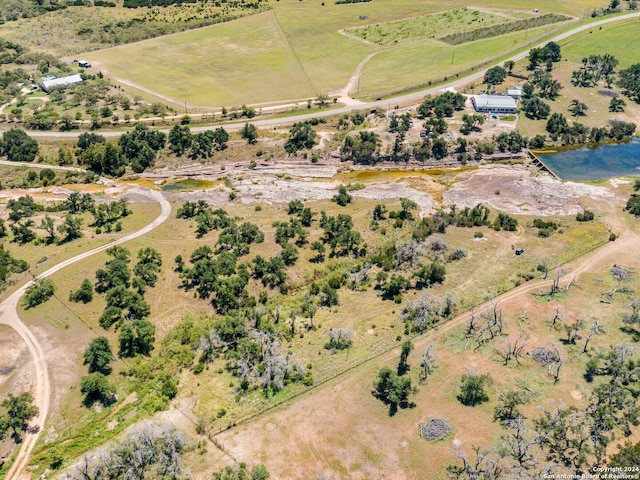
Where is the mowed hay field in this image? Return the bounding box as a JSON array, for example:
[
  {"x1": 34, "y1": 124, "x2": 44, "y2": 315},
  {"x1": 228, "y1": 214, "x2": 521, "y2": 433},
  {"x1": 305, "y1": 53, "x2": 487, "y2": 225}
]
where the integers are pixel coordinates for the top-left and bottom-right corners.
[{"x1": 83, "y1": 0, "x2": 610, "y2": 107}]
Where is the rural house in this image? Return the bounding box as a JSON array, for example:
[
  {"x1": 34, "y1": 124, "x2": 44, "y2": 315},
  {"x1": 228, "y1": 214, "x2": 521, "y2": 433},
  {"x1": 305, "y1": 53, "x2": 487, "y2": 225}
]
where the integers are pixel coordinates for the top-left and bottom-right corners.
[
  {"x1": 472, "y1": 94, "x2": 517, "y2": 114},
  {"x1": 39, "y1": 74, "x2": 83, "y2": 93}
]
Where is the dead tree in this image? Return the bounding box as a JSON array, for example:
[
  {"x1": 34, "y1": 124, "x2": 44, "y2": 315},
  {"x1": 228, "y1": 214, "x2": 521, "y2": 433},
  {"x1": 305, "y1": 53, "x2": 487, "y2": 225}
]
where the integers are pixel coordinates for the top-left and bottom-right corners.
[
  {"x1": 563, "y1": 318, "x2": 584, "y2": 345},
  {"x1": 419, "y1": 342, "x2": 437, "y2": 384},
  {"x1": 551, "y1": 306, "x2": 564, "y2": 328},
  {"x1": 583, "y1": 320, "x2": 605, "y2": 353},
  {"x1": 496, "y1": 333, "x2": 529, "y2": 366},
  {"x1": 512, "y1": 333, "x2": 529, "y2": 365},
  {"x1": 551, "y1": 269, "x2": 564, "y2": 296},
  {"x1": 603, "y1": 265, "x2": 634, "y2": 300}
]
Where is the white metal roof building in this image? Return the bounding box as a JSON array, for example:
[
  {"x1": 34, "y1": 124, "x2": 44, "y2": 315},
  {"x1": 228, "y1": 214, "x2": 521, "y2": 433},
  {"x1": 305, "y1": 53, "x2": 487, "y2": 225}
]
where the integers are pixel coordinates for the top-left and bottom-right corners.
[
  {"x1": 39, "y1": 74, "x2": 83, "y2": 92},
  {"x1": 506, "y1": 89, "x2": 522, "y2": 100},
  {"x1": 472, "y1": 94, "x2": 517, "y2": 114}
]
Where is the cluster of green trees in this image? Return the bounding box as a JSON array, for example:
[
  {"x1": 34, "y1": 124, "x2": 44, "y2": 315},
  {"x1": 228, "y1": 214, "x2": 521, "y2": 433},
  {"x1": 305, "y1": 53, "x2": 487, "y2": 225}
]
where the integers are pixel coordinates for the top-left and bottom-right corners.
[
  {"x1": 0, "y1": 243, "x2": 28, "y2": 291},
  {"x1": 0, "y1": 392, "x2": 39, "y2": 443},
  {"x1": 76, "y1": 246, "x2": 160, "y2": 363},
  {"x1": 546, "y1": 112, "x2": 636, "y2": 144},
  {"x1": 527, "y1": 41, "x2": 562, "y2": 70},
  {"x1": 571, "y1": 54, "x2": 619, "y2": 88},
  {"x1": 1, "y1": 193, "x2": 128, "y2": 247},
  {"x1": 0, "y1": 129, "x2": 39, "y2": 162},
  {"x1": 625, "y1": 179, "x2": 640, "y2": 216},
  {"x1": 168, "y1": 124, "x2": 229, "y2": 159},
  {"x1": 80, "y1": 337, "x2": 116, "y2": 407}
]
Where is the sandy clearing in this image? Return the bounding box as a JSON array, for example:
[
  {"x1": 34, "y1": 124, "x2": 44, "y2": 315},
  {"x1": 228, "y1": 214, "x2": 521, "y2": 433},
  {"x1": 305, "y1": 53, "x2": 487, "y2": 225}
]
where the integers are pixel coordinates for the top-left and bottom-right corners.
[{"x1": 444, "y1": 165, "x2": 617, "y2": 216}]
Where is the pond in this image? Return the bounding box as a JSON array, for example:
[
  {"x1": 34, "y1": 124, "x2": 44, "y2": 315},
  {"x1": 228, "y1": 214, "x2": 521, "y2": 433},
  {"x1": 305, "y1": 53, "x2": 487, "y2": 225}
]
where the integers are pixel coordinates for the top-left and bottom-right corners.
[
  {"x1": 537, "y1": 138, "x2": 640, "y2": 181},
  {"x1": 161, "y1": 179, "x2": 218, "y2": 192}
]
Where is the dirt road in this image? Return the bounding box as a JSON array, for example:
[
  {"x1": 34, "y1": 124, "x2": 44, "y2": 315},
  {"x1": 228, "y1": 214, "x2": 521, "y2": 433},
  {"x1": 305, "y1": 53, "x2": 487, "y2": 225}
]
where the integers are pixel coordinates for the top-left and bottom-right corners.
[{"x1": 0, "y1": 187, "x2": 171, "y2": 480}]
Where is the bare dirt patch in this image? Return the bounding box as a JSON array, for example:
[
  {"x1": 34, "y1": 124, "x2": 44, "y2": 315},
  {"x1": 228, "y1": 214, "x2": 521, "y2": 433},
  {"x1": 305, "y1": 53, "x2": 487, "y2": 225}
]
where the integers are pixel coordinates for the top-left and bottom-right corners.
[{"x1": 444, "y1": 165, "x2": 617, "y2": 216}]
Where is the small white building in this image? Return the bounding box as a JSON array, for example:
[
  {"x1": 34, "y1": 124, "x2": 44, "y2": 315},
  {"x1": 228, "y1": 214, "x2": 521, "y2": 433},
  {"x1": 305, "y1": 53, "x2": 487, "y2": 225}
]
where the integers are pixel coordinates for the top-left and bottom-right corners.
[
  {"x1": 472, "y1": 94, "x2": 517, "y2": 114},
  {"x1": 506, "y1": 89, "x2": 522, "y2": 101},
  {"x1": 39, "y1": 74, "x2": 84, "y2": 92}
]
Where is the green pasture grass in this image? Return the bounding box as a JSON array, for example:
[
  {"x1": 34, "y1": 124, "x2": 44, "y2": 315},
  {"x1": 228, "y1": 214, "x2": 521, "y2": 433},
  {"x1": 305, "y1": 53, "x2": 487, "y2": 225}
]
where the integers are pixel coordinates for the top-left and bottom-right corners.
[
  {"x1": 344, "y1": 7, "x2": 516, "y2": 47},
  {"x1": 84, "y1": 11, "x2": 318, "y2": 107},
  {"x1": 80, "y1": 0, "x2": 597, "y2": 107},
  {"x1": 357, "y1": 22, "x2": 571, "y2": 100},
  {"x1": 560, "y1": 19, "x2": 640, "y2": 67}
]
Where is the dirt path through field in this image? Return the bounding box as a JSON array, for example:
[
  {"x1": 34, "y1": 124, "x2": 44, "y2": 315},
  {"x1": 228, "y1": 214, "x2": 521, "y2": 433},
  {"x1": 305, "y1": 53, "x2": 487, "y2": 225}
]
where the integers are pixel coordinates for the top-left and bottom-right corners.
[{"x1": 0, "y1": 187, "x2": 171, "y2": 480}]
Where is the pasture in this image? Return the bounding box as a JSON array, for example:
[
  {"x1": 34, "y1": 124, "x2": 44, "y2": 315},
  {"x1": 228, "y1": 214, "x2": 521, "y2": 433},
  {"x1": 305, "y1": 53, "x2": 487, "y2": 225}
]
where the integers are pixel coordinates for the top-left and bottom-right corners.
[
  {"x1": 560, "y1": 18, "x2": 640, "y2": 67},
  {"x1": 80, "y1": 0, "x2": 604, "y2": 107}
]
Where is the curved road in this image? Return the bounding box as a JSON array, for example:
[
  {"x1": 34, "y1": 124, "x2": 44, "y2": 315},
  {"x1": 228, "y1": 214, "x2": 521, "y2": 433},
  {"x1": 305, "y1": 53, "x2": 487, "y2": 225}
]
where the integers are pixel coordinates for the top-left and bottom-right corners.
[
  {"x1": 0, "y1": 187, "x2": 171, "y2": 480},
  {"x1": 5, "y1": 12, "x2": 640, "y2": 140}
]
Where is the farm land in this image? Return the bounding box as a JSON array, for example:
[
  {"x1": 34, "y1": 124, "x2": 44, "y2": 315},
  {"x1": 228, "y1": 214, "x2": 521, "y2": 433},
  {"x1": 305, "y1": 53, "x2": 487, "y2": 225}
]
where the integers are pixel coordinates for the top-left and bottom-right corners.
[{"x1": 1, "y1": 0, "x2": 640, "y2": 478}]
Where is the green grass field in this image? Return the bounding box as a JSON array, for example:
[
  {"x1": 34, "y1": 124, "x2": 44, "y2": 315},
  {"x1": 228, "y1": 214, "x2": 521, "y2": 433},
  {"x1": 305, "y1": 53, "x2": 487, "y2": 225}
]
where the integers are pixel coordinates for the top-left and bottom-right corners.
[
  {"x1": 560, "y1": 18, "x2": 640, "y2": 67},
  {"x1": 80, "y1": 0, "x2": 611, "y2": 107}
]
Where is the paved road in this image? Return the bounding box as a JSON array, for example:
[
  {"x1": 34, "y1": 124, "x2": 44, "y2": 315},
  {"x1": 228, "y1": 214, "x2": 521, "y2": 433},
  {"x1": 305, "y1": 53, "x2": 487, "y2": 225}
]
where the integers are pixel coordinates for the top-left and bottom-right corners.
[
  {"x1": 0, "y1": 187, "x2": 171, "y2": 480},
  {"x1": 4, "y1": 12, "x2": 639, "y2": 140}
]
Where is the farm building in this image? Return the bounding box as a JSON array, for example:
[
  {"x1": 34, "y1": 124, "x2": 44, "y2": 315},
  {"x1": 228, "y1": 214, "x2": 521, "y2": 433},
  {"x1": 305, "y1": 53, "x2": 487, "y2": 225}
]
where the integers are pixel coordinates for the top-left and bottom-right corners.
[
  {"x1": 506, "y1": 89, "x2": 522, "y2": 101},
  {"x1": 39, "y1": 74, "x2": 83, "y2": 92},
  {"x1": 472, "y1": 94, "x2": 517, "y2": 114}
]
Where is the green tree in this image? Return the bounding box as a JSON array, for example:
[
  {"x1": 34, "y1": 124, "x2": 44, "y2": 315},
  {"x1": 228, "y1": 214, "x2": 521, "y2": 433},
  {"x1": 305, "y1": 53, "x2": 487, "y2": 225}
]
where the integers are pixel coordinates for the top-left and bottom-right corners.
[
  {"x1": 83, "y1": 336, "x2": 114, "y2": 374},
  {"x1": 118, "y1": 320, "x2": 156, "y2": 357},
  {"x1": 541, "y1": 41, "x2": 562, "y2": 62},
  {"x1": 457, "y1": 374, "x2": 492, "y2": 406},
  {"x1": 372, "y1": 367, "x2": 415, "y2": 415},
  {"x1": 521, "y1": 96, "x2": 551, "y2": 119},
  {"x1": 40, "y1": 215, "x2": 57, "y2": 244},
  {"x1": 609, "y1": 97, "x2": 626, "y2": 112},
  {"x1": 332, "y1": 184, "x2": 353, "y2": 206},
  {"x1": 618, "y1": 63, "x2": 640, "y2": 102},
  {"x1": 398, "y1": 340, "x2": 413, "y2": 375},
  {"x1": 168, "y1": 125, "x2": 193, "y2": 156},
  {"x1": 212, "y1": 127, "x2": 230, "y2": 150},
  {"x1": 546, "y1": 112, "x2": 569, "y2": 135},
  {"x1": 241, "y1": 123, "x2": 258, "y2": 144},
  {"x1": 1, "y1": 392, "x2": 38, "y2": 437},
  {"x1": 483, "y1": 66, "x2": 506, "y2": 85},
  {"x1": 70, "y1": 279, "x2": 94, "y2": 303},
  {"x1": 22, "y1": 278, "x2": 55, "y2": 309},
  {"x1": 568, "y1": 99, "x2": 588, "y2": 117},
  {"x1": 1, "y1": 129, "x2": 39, "y2": 162},
  {"x1": 284, "y1": 121, "x2": 317, "y2": 153},
  {"x1": 80, "y1": 372, "x2": 115, "y2": 406},
  {"x1": 77, "y1": 132, "x2": 105, "y2": 150},
  {"x1": 57, "y1": 214, "x2": 83, "y2": 243}
]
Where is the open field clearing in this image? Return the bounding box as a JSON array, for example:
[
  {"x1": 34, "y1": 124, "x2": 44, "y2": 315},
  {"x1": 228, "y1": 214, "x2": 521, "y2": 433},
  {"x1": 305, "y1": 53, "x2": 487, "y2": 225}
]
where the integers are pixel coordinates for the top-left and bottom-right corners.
[
  {"x1": 85, "y1": 10, "x2": 318, "y2": 107},
  {"x1": 344, "y1": 8, "x2": 569, "y2": 48},
  {"x1": 79, "y1": 0, "x2": 600, "y2": 107},
  {"x1": 560, "y1": 18, "x2": 640, "y2": 67},
  {"x1": 356, "y1": 22, "x2": 569, "y2": 100}
]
